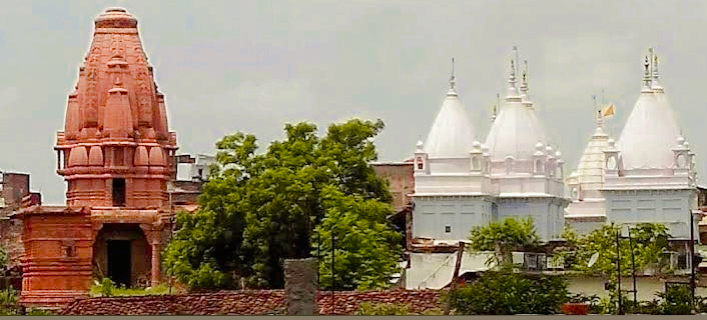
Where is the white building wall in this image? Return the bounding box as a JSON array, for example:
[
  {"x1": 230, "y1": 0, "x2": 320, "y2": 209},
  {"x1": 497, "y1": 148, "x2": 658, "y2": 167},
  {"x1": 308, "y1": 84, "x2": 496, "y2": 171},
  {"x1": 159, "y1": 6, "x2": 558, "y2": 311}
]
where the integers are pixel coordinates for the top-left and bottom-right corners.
[
  {"x1": 604, "y1": 189, "x2": 697, "y2": 239},
  {"x1": 411, "y1": 195, "x2": 494, "y2": 241},
  {"x1": 496, "y1": 198, "x2": 565, "y2": 240}
]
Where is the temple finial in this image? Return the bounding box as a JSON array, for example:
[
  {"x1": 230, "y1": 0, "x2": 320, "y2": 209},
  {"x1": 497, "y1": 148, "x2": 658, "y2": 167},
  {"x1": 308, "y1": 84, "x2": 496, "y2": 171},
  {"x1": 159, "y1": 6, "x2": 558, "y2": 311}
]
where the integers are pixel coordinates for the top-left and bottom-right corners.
[
  {"x1": 513, "y1": 46, "x2": 519, "y2": 75},
  {"x1": 449, "y1": 57, "x2": 456, "y2": 91},
  {"x1": 653, "y1": 53, "x2": 660, "y2": 84},
  {"x1": 642, "y1": 55, "x2": 651, "y2": 88},
  {"x1": 509, "y1": 59, "x2": 517, "y2": 84},
  {"x1": 520, "y1": 59, "x2": 530, "y2": 98},
  {"x1": 492, "y1": 93, "x2": 500, "y2": 122}
]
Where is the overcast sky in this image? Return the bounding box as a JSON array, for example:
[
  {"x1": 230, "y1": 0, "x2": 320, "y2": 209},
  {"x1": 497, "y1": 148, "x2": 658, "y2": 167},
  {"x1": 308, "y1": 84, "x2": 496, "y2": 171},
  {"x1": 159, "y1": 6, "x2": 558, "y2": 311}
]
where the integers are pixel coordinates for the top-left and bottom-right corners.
[{"x1": 1, "y1": 0, "x2": 706, "y2": 204}]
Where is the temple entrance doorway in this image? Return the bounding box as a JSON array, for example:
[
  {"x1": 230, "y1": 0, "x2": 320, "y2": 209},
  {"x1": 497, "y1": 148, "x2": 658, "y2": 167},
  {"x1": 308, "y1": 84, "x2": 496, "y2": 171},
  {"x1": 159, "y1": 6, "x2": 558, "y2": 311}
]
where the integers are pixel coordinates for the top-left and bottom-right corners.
[
  {"x1": 93, "y1": 224, "x2": 151, "y2": 288},
  {"x1": 107, "y1": 240, "x2": 131, "y2": 287}
]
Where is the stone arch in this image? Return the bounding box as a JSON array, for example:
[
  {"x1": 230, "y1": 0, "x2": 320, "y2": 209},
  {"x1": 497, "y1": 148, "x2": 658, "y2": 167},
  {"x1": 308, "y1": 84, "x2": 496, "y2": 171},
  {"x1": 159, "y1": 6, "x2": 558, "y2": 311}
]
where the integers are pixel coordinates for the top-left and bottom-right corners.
[
  {"x1": 93, "y1": 223, "x2": 151, "y2": 288},
  {"x1": 504, "y1": 157, "x2": 514, "y2": 174},
  {"x1": 472, "y1": 156, "x2": 481, "y2": 171}
]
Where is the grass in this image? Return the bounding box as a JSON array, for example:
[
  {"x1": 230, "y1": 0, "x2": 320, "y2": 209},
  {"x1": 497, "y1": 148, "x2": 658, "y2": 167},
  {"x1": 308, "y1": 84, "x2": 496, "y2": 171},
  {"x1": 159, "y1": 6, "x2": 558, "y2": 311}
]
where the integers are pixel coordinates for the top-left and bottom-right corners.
[{"x1": 89, "y1": 279, "x2": 173, "y2": 297}]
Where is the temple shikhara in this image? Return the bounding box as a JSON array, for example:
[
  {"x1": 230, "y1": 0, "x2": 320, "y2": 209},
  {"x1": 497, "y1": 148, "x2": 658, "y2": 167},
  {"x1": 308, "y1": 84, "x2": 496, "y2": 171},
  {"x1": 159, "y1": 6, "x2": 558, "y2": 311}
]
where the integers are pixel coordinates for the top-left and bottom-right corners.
[{"x1": 12, "y1": 8, "x2": 178, "y2": 308}]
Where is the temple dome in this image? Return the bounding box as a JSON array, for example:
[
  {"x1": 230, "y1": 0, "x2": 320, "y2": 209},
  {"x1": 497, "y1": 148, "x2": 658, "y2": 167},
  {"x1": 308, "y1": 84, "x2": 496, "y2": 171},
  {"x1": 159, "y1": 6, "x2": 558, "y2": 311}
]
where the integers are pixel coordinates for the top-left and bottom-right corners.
[
  {"x1": 568, "y1": 125, "x2": 610, "y2": 190},
  {"x1": 485, "y1": 65, "x2": 546, "y2": 161},
  {"x1": 616, "y1": 62, "x2": 681, "y2": 170},
  {"x1": 423, "y1": 85, "x2": 475, "y2": 158}
]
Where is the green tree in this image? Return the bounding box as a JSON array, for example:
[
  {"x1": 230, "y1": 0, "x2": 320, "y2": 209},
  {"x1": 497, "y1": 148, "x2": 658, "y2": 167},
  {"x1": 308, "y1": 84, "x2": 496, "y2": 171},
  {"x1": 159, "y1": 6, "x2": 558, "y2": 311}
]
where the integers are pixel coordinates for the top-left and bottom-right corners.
[
  {"x1": 314, "y1": 186, "x2": 401, "y2": 290},
  {"x1": 553, "y1": 223, "x2": 670, "y2": 314},
  {"x1": 468, "y1": 217, "x2": 541, "y2": 267},
  {"x1": 554, "y1": 223, "x2": 670, "y2": 275},
  {"x1": 448, "y1": 271, "x2": 569, "y2": 315},
  {"x1": 163, "y1": 119, "x2": 400, "y2": 290}
]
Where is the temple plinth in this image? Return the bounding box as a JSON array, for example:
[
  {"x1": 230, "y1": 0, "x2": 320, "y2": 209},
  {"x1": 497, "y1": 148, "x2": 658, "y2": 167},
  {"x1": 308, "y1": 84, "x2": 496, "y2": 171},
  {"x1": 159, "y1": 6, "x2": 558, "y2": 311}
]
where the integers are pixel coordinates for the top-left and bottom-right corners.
[{"x1": 13, "y1": 8, "x2": 178, "y2": 309}]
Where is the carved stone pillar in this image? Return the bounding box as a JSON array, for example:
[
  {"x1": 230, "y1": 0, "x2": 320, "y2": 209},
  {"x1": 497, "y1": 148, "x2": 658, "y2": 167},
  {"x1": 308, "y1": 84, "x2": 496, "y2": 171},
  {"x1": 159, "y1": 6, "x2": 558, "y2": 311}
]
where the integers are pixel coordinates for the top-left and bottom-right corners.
[
  {"x1": 140, "y1": 223, "x2": 162, "y2": 287},
  {"x1": 150, "y1": 242, "x2": 160, "y2": 287}
]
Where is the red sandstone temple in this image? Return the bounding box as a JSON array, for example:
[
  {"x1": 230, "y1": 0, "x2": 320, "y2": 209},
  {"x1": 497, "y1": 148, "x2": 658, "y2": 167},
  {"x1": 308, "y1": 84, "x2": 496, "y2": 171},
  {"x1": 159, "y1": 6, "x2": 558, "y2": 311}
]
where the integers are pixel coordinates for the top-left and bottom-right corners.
[{"x1": 11, "y1": 8, "x2": 178, "y2": 308}]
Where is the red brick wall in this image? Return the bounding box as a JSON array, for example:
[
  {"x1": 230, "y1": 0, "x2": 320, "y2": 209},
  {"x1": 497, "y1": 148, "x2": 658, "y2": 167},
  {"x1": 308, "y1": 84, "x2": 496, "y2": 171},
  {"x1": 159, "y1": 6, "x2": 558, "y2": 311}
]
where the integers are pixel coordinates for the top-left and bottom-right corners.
[
  {"x1": 2, "y1": 173, "x2": 30, "y2": 209},
  {"x1": 372, "y1": 163, "x2": 414, "y2": 211},
  {"x1": 60, "y1": 289, "x2": 442, "y2": 315}
]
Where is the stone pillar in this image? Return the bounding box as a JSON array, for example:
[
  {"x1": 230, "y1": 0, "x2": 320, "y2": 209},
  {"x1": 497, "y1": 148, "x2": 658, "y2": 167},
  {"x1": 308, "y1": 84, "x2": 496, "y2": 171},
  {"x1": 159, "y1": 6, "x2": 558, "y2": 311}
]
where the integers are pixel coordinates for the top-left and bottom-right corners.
[
  {"x1": 284, "y1": 258, "x2": 318, "y2": 315},
  {"x1": 151, "y1": 242, "x2": 160, "y2": 287}
]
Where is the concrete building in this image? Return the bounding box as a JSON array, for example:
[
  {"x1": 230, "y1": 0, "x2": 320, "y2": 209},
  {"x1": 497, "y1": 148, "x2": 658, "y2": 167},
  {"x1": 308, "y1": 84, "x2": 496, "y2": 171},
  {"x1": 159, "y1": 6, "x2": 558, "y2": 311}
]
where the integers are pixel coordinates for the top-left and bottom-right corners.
[
  {"x1": 405, "y1": 54, "x2": 569, "y2": 289},
  {"x1": 411, "y1": 57, "x2": 567, "y2": 245},
  {"x1": 566, "y1": 50, "x2": 701, "y2": 247}
]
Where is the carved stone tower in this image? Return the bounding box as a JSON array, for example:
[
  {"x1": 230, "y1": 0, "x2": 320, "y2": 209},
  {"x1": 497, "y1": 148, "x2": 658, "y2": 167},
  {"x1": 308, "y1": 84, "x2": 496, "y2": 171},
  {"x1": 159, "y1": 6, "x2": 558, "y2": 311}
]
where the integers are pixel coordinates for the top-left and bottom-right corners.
[{"x1": 56, "y1": 8, "x2": 177, "y2": 208}]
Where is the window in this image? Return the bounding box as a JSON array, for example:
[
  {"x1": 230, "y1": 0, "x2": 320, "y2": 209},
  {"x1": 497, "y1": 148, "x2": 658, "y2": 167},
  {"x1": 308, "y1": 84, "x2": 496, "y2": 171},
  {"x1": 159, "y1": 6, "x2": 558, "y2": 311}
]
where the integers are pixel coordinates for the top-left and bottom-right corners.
[
  {"x1": 444, "y1": 226, "x2": 451, "y2": 233},
  {"x1": 115, "y1": 148, "x2": 124, "y2": 166},
  {"x1": 607, "y1": 156, "x2": 617, "y2": 170},
  {"x1": 535, "y1": 159, "x2": 544, "y2": 173},
  {"x1": 505, "y1": 157, "x2": 514, "y2": 174},
  {"x1": 676, "y1": 154, "x2": 686, "y2": 168},
  {"x1": 112, "y1": 178, "x2": 126, "y2": 207},
  {"x1": 472, "y1": 157, "x2": 481, "y2": 171},
  {"x1": 416, "y1": 157, "x2": 424, "y2": 170}
]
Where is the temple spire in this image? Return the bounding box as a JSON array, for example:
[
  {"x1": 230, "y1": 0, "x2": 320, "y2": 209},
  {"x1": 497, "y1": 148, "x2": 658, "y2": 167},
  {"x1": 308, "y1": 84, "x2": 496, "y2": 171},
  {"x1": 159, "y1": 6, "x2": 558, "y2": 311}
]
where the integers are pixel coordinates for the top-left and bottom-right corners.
[
  {"x1": 506, "y1": 59, "x2": 519, "y2": 98},
  {"x1": 642, "y1": 55, "x2": 652, "y2": 91},
  {"x1": 513, "y1": 46, "x2": 519, "y2": 75},
  {"x1": 651, "y1": 49, "x2": 662, "y2": 91},
  {"x1": 491, "y1": 93, "x2": 499, "y2": 122},
  {"x1": 520, "y1": 60, "x2": 530, "y2": 100},
  {"x1": 594, "y1": 95, "x2": 603, "y2": 128},
  {"x1": 447, "y1": 57, "x2": 457, "y2": 95}
]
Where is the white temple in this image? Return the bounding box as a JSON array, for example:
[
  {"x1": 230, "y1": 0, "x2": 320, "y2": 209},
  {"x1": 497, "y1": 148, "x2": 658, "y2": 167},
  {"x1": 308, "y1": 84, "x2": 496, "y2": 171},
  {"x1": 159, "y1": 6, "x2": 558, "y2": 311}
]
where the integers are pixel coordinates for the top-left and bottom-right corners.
[
  {"x1": 566, "y1": 50, "x2": 700, "y2": 241},
  {"x1": 411, "y1": 57, "x2": 568, "y2": 244},
  {"x1": 402, "y1": 49, "x2": 702, "y2": 290}
]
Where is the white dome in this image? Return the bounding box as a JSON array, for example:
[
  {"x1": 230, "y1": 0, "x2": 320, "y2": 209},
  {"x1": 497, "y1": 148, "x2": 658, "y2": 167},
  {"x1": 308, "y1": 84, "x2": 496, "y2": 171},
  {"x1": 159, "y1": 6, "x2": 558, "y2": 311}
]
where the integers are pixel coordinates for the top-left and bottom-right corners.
[
  {"x1": 485, "y1": 88, "x2": 546, "y2": 161},
  {"x1": 423, "y1": 88, "x2": 475, "y2": 157},
  {"x1": 568, "y1": 125, "x2": 610, "y2": 191},
  {"x1": 617, "y1": 86, "x2": 681, "y2": 170}
]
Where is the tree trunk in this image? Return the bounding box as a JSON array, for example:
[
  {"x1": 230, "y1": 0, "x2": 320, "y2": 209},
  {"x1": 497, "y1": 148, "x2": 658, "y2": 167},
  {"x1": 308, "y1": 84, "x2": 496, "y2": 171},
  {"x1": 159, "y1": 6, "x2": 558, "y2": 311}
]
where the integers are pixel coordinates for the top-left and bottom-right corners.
[{"x1": 495, "y1": 242, "x2": 513, "y2": 269}]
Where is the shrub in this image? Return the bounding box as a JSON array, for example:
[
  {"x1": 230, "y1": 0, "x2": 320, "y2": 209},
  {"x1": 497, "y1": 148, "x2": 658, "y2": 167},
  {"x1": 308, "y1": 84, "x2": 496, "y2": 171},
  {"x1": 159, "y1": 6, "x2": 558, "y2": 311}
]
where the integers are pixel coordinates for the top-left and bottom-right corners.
[
  {"x1": 355, "y1": 302, "x2": 410, "y2": 315},
  {"x1": 97, "y1": 278, "x2": 115, "y2": 297},
  {"x1": 448, "y1": 271, "x2": 569, "y2": 315},
  {"x1": 658, "y1": 284, "x2": 693, "y2": 315}
]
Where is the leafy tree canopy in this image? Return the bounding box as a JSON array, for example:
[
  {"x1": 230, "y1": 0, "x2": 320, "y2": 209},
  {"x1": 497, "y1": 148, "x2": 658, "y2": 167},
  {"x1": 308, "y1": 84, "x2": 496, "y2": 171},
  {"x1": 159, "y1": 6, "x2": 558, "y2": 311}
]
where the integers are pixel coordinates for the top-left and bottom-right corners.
[
  {"x1": 554, "y1": 223, "x2": 670, "y2": 276},
  {"x1": 468, "y1": 217, "x2": 541, "y2": 267},
  {"x1": 448, "y1": 271, "x2": 569, "y2": 315},
  {"x1": 163, "y1": 119, "x2": 401, "y2": 290}
]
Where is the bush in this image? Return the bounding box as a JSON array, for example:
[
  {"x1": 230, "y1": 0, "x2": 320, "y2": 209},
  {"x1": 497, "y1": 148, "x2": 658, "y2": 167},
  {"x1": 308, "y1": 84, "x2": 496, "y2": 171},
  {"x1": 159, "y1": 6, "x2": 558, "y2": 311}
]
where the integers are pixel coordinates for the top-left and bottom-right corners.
[
  {"x1": 355, "y1": 302, "x2": 410, "y2": 315},
  {"x1": 658, "y1": 284, "x2": 693, "y2": 315},
  {"x1": 448, "y1": 271, "x2": 569, "y2": 315},
  {"x1": 0, "y1": 288, "x2": 53, "y2": 315},
  {"x1": 354, "y1": 302, "x2": 444, "y2": 315},
  {"x1": 97, "y1": 278, "x2": 115, "y2": 297},
  {"x1": 90, "y1": 278, "x2": 172, "y2": 297}
]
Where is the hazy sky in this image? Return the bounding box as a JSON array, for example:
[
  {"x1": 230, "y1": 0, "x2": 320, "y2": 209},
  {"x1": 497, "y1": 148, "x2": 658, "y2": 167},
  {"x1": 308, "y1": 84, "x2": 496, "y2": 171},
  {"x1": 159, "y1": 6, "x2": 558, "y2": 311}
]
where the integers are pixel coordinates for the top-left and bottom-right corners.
[{"x1": 1, "y1": 0, "x2": 706, "y2": 204}]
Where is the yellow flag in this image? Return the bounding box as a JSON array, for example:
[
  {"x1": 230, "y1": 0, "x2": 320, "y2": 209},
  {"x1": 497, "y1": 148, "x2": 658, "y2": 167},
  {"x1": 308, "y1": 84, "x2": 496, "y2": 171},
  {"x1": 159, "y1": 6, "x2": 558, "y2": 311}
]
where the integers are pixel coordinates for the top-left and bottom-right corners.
[{"x1": 601, "y1": 103, "x2": 615, "y2": 118}]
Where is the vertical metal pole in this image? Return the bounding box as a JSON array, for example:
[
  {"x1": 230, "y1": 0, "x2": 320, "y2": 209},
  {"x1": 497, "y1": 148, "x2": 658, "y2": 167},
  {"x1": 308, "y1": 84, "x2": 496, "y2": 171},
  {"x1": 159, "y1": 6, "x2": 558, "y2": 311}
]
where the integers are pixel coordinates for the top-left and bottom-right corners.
[
  {"x1": 168, "y1": 182, "x2": 174, "y2": 295},
  {"x1": 690, "y1": 210, "x2": 696, "y2": 311},
  {"x1": 317, "y1": 229, "x2": 320, "y2": 286},
  {"x1": 628, "y1": 228, "x2": 637, "y2": 306},
  {"x1": 616, "y1": 230, "x2": 623, "y2": 315},
  {"x1": 331, "y1": 225, "x2": 336, "y2": 314}
]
